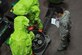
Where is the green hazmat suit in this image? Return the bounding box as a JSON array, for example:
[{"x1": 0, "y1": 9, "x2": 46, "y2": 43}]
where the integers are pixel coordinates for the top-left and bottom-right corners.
[
  {"x1": 9, "y1": 16, "x2": 35, "y2": 55},
  {"x1": 7, "y1": 0, "x2": 43, "y2": 55},
  {"x1": 13, "y1": 0, "x2": 43, "y2": 29}
]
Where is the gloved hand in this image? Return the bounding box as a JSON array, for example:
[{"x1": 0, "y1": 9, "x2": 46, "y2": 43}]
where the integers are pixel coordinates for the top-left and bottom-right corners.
[
  {"x1": 38, "y1": 29, "x2": 43, "y2": 33},
  {"x1": 28, "y1": 26, "x2": 34, "y2": 31}
]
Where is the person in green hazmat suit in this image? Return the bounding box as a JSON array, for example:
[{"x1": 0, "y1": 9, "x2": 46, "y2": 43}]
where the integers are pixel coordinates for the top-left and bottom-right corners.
[
  {"x1": 9, "y1": 16, "x2": 35, "y2": 55},
  {"x1": 12, "y1": 0, "x2": 43, "y2": 31},
  {"x1": 7, "y1": 0, "x2": 43, "y2": 55}
]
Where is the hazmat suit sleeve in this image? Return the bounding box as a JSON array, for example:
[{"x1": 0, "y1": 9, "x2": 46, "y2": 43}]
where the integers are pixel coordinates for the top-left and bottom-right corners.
[{"x1": 31, "y1": 5, "x2": 43, "y2": 29}]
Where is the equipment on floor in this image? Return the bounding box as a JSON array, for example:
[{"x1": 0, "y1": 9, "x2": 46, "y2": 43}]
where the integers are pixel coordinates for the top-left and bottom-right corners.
[
  {"x1": 0, "y1": 17, "x2": 13, "y2": 46},
  {"x1": 32, "y1": 30, "x2": 50, "y2": 55}
]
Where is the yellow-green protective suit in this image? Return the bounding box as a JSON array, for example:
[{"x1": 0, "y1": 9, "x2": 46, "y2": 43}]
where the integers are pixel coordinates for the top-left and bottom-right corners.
[
  {"x1": 13, "y1": 0, "x2": 43, "y2": 29},
  {"x1": 9, "y1": 16, "x2": 35, "y2": 55},
  {"x1": 7, "y1": 0, "x2": 43, "y2": 55}
]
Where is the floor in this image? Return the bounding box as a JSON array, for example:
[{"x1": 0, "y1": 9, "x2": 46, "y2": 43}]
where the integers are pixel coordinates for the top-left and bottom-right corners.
[{"x1": 1, "y1": 0, "x2": 82, "y2": 55}]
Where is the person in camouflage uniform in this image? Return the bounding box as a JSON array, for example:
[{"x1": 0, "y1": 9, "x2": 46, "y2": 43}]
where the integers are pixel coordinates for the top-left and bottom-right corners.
[{"x1": 54, "y1": 7, "x2": 71, "y2": 50}]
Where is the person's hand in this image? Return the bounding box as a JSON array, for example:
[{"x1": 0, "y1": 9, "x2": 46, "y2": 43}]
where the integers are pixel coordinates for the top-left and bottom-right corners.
[
  {"x1": 56, "y1": 17, "x2": 60, "y2": 21},
  {"x1": 38, "y1": 29, "x2": 43, "y2": 33},
  {"x1": 28, "y1": 26, "x2": 34, "y2": 31}
]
